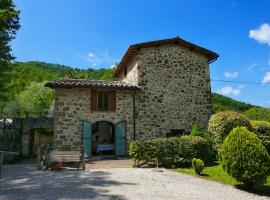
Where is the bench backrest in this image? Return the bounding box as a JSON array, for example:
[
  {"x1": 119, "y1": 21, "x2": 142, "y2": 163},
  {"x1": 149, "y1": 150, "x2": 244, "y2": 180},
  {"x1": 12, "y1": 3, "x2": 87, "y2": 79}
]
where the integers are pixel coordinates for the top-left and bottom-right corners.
[{"x1": 49, "y1": 150, "x2": 82, "y2": 162}]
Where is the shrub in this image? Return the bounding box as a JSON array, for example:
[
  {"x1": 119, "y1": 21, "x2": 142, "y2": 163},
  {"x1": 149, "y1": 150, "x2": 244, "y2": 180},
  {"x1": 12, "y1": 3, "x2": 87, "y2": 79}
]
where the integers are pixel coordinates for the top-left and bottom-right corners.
[
  {"x1": 129, "y1": 141, "x2": 141, "y2": 166},
  {"x1": 179, "y1": 135, "x2": 212, "y2": 162},
  {"x1": 191, "y1": 123, "x2": 210, "y2": 140},
  {"x1": 128, "y1": 135, "x2": 213, "y2": 167},
  {"x1": 251, "y1": 120, "x2": 270, "y2": 153},
  {"x1": 208, "y1": 111, "x2": 252, "y2": 149},
  {"x1": 190, "y1": 123, "x2": 216, "y2": 160},
  {"x1": 219, "y1": 126, "x2": 270, "y2": 189},
  {"x1": 192, "y1": 158, "x2": 204, "y2": 175}
]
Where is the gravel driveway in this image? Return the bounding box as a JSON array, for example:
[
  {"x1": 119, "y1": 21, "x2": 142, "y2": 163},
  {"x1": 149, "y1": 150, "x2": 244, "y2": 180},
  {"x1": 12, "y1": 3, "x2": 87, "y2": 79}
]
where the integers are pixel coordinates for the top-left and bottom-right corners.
[{"x1": 0, "y1": 164, "x2": 268, "y2": 200}]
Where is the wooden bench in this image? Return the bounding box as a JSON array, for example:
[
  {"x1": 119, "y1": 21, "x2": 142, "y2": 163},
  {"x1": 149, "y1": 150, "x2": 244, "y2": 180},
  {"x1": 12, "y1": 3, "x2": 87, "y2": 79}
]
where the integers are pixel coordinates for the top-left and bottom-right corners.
[
  {"x1": 37, "y1": 145, "x2": 85, "y2": 170},
  {"x1": 0, "y1": 151, "x2": 19, "y2": 179}
]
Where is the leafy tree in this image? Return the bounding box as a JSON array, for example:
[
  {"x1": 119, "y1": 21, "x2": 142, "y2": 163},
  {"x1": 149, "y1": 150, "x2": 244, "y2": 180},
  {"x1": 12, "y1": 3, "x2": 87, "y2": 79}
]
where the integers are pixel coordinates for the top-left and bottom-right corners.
[
  {"x1": 18, "y1": 82, "x2": 54, "y2": 117},
  {"x1": 0, "y1": 0, "x2": 20, "y2": 100}
]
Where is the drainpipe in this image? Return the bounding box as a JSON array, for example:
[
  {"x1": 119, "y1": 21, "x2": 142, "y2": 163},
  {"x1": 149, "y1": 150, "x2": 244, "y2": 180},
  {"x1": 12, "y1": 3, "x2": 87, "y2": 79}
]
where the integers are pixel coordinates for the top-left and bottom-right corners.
[{"x1": 133, "y1": 92, "x2": 136, "y2": 140}]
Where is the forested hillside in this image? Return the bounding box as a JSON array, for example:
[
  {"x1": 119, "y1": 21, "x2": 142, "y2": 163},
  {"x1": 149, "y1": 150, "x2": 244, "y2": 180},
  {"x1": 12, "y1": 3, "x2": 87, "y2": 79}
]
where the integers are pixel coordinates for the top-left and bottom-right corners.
[
  {"x1": 6, "y1": 61, "x2": 116, "y2": 99},
  {"x1": 1, "y1": 61, "x2": 270, "y2": 121}
]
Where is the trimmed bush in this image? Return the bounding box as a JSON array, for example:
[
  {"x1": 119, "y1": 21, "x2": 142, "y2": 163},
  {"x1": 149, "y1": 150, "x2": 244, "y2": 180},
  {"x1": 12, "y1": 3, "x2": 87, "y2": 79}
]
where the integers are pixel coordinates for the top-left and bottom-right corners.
[
  {"x1": 179, "y1": 135, "x2": 212, "y2": 162},
  {"x1": 219, "y1": 126, "x2": 270, "y2": 189},
  {"x1": 192, "y1": 158, "x2": 204, "y2": 175},
  {"x1": 208, "y1": 111, "x2": 252, "y2": 149},
  {"x1": 251, "y1": 120, "x2": 270, "y2": 153},
  {"x1": 129, "y1": 135, "x2": 213, "y2": 167}
]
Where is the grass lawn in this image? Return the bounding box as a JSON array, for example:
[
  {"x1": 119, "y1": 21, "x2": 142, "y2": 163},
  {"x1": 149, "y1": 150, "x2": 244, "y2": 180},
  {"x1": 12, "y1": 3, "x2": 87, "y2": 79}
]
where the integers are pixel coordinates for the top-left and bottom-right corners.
[{"x1": 176, "y1": 163, "x2": 270, "y2": 196}]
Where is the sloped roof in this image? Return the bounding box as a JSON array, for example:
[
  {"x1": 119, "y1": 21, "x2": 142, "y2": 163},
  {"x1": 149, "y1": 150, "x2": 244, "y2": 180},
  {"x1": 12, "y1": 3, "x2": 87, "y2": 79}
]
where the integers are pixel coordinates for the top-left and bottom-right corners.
[
  {"x1": 114, "y1": 37, "x2": 219, "y2": 77},
  {"x1": 45, "y1": 79, "x2": 139, "y2": 90}
]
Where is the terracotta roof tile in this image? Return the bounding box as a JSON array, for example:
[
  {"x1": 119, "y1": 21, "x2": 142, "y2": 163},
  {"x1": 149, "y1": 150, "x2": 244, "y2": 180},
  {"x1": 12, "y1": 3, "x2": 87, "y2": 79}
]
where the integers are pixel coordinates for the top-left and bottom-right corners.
[{"x1": 45, "y1": 79, "x2": 139, "y2": 90}]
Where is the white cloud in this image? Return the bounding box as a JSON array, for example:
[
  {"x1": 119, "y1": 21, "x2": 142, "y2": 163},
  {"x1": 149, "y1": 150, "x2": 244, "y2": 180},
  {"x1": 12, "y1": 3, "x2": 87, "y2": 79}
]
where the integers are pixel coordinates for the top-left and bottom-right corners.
[
  {"x1": 85, "y1": 52, "x2": 100, "y2": 66},
  {"x1": 83, "y1": 49, "x2": 118, "y2": 68},
  {"x1": 262, "y1": 72, "x2": 270, "y2": 84},
  {"x1": 249, "y1": 23, "x2": 270, "y2": 46},
  {"x1": 224, "y1": 71, "x2": 238, "y2": 78},
  {"x1": 217, "y1": 86, "x2": 241, "y2": 96}
]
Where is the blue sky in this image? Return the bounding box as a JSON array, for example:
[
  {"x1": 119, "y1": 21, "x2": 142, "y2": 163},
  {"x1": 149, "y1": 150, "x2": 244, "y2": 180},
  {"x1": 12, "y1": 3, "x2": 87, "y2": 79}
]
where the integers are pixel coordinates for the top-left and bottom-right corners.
[{"x1": 12, "y1": 0, "x2": 270, "y2": 107}]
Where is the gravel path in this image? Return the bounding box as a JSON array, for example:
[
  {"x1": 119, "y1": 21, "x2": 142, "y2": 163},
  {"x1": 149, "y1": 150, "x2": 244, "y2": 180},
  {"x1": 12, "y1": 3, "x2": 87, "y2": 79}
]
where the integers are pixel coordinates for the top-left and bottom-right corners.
[{"x1": 0, "y1": 164, "x2": 268, "y2": 200}]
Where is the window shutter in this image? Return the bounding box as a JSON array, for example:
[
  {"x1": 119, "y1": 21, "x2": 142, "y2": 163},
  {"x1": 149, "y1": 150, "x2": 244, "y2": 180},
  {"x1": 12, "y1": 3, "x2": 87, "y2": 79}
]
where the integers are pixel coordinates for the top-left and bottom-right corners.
[
  {"x1": 91, "y1": 89, "x2": 98, "y2": 111},
  {"x1": 109, "y1": 91, "x2": 116, "y2": 112}
]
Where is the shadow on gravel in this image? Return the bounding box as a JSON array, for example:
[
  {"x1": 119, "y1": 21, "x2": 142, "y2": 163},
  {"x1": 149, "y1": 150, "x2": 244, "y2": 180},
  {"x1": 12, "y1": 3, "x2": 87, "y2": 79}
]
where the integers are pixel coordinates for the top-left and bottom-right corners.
[
  {"x1": 235, "y1": 184, "x2": 270, "y2": 197},
  {"x1": 0, "y1": 164, "x2": 134, "y2": 199}
]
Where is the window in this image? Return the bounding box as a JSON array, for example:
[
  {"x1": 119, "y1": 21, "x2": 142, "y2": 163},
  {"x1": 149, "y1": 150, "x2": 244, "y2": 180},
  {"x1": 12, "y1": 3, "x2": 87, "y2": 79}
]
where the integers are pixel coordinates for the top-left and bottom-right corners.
[
  {"x1": 91, "y1": 90, "x2": 116, "y2": 112},
  {"x1": 98, "y1": 91, "x2": 110, "y2": 111}
]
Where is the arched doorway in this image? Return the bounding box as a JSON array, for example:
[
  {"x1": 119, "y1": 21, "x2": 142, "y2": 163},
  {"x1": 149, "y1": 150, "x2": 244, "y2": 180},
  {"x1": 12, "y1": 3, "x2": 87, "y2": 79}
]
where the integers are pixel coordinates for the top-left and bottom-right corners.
[
  {"x1": 82, "y1": 120, "x2": 127, "y2": 158},
  {"x1": 92, "y1": 121, "x2": 114, "y2": 156}
]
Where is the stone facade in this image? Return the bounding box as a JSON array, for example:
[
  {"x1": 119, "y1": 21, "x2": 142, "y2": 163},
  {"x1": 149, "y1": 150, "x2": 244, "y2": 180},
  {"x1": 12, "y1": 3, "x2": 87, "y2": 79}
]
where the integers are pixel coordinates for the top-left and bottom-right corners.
[
  {"x1": 51, "y1": 39, "x2": 215, "y2": 153},
  {"x1": 119, "y1": 44, "x2": 212, "y2": 140},
  {"x1": 53, "y1": 88, "x2": 135, "y2": 147}
]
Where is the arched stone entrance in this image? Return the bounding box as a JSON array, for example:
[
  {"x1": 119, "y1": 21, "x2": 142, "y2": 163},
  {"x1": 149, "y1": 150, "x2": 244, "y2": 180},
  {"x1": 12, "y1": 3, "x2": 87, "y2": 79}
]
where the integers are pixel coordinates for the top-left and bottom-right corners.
[
  {"x1": 82, "y1": 120, "x2": 127, "y2": 158},
  {"x1": 92, "y1": 121, "x2": 114, "y2": 156}
]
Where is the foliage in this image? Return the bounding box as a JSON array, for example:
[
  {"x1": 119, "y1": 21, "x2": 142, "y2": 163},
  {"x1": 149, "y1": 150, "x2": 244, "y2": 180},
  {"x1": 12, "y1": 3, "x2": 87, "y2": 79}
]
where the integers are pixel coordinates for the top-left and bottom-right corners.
[
  {"x1": 251, "y1": 120, "x2": 270, "y2": 153},
  {"x1": 191, "y1": 123, "x2": 212, "y2": 143},
  {"x1": 35, "y1": 128, "x2": 53, "y2": 136},
  {"x1": 245, "y1": 108, "x2": 270, "y2": 122},
  {"x1": 208, "y1": 111, "x2": 252, "y2": 149},
  {"x1": 18, "y1": 82, "x2": 54, "y2": 117},
  {"x1": 129, "y1": 136, "x2": 212, "y2": 167},
  {"x1": 2, "y1": 82, "x2": 54, "y2": 117},
  {"x1": 129, "y1": 141, "x2": 141, "y2": 166},
  {"x1": 0, "y1": 0, "x2": 20, "y2": 100},
  {"x1": 219, "y1": 126, "x2": 270, "y2": 189},
  {"x1": 212, "y1": 93, "x2": 256, "y2": 113},
  {"x1": 192, "y1": 158, "x2": 204, "y2": 175},
  {"x1": 179, "y1": 135, "x2": 213, "y2": 162}
]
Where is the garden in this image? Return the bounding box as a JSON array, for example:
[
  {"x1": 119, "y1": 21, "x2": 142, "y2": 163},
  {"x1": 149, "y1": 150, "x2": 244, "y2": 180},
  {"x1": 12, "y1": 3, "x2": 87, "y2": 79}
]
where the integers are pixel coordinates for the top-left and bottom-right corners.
[{"x1": 129, "y1": 111, "x2": 270, "y2": 195}]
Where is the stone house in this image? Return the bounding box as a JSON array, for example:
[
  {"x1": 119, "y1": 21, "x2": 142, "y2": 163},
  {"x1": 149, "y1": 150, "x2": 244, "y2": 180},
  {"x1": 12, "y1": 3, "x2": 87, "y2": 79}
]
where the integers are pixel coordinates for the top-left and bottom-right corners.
[{"x1": 45, "y1": 37, "x2": 218, "y2": 157}]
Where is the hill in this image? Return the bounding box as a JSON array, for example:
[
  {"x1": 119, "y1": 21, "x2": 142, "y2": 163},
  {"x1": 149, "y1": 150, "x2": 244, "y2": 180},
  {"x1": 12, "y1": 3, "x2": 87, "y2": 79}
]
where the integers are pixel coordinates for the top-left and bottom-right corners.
[
  {"x1": 1, "y1": 61, "x2": 270, "y2": 121},
  {"x1": 212, "y1": 93, "x2": 258, "y2": 113}
]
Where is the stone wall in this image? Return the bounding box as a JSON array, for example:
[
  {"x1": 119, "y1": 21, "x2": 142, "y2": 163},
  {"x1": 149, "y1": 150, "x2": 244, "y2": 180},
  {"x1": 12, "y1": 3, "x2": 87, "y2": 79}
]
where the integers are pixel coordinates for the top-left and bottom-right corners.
[
  {"x1": 13, "y1": 117, "x2": 53, "y2": 155},
  {"x1": 120, "y1": 44, "x2": 212, "y2": 140},
  {"x1": 54, "y1": 88, "x2": 135, "y2": 147},
  {"x1": 121, "y1": 56, "x2": 140, "y2": 84}
]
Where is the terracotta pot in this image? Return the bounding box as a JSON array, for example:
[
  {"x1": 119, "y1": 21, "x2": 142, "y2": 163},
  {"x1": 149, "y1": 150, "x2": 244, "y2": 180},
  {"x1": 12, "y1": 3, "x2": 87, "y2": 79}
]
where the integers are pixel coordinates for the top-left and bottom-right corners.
[{"x1": 50, "y1": 162, "x2": 63, "y2": 170}]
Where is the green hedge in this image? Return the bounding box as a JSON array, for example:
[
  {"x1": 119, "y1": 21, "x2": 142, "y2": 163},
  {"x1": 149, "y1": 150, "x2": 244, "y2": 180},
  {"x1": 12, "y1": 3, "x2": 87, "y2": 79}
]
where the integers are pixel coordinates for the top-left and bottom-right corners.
[
  {"x1": 129, "y1": 135, "x2": 213, "y2": 167},
  {"x1": 251, "y1": 120, "x2": 270, "y2": 153}
]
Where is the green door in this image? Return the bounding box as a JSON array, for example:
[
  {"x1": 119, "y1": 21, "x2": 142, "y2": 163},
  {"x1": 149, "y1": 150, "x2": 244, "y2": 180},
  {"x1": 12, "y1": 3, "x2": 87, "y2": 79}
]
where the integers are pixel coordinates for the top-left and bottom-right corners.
[
  {"x1": 82, "y1": 121, "x2": 92, "y2": 157},
  {"x1": 115, "y1": 121, "x2": 126, "y2": 156}
]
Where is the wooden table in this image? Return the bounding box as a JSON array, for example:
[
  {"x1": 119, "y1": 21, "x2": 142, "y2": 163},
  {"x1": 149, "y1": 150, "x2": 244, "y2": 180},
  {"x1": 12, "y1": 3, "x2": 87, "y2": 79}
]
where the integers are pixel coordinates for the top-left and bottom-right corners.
[{"x1": 0, "y1": 151, "x2": 19, "y2": 179}]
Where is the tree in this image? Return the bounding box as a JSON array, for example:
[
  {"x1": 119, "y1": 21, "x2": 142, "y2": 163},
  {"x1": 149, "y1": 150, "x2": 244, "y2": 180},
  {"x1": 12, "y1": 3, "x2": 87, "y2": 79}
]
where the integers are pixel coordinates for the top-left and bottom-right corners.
[
  {"x1": 0, "y1": 0, "x2": 20, "y2": 100},
  {"x1": 18, "y1": 82, "x2": 54, "y2": 117}
]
